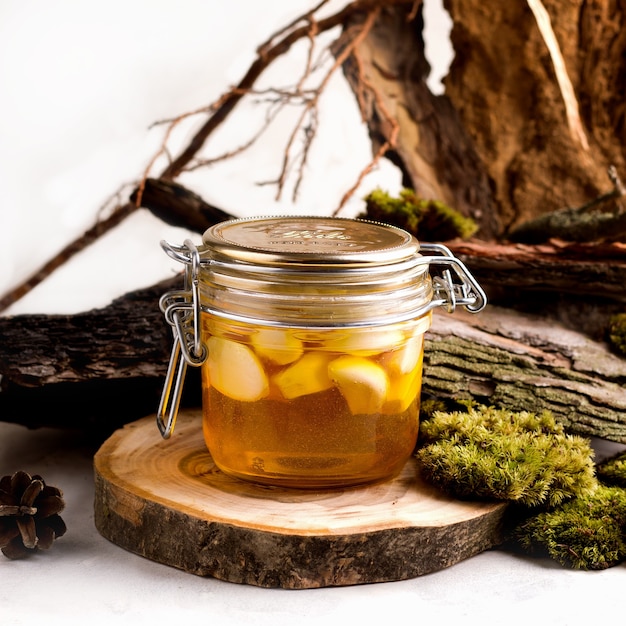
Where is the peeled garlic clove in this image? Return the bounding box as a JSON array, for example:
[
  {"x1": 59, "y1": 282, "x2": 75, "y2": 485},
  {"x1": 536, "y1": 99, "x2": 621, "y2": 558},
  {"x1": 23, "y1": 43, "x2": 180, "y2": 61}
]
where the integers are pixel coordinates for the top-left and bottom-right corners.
[
  {"x1": 382, "y1": 366, "x2": 422, "y2": 414},
  {"x1": 207, "y1": 336, "x2": 269, "y2": 402},
  {"x1": 272, "y1": 352, "x2": 335, "y2": 399},
  {"x1": 326, "y1": 329, "x2": 405, "y2": 357},
  {"x1": 328, "y1": 355, "x2": 389, "y2": 415},
  {"x1": 379, "y1": 335, "x2": 423, "y2": 375},
  {"x1": 250, "y1": 328, "x2": 304, "y2": 365}
]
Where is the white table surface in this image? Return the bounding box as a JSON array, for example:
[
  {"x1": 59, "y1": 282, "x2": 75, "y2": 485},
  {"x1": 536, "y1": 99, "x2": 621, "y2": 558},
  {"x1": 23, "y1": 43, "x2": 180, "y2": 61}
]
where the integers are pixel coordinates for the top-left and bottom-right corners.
[{"x1": 1, "y1": 419, "x2": 625, "y2": 626}]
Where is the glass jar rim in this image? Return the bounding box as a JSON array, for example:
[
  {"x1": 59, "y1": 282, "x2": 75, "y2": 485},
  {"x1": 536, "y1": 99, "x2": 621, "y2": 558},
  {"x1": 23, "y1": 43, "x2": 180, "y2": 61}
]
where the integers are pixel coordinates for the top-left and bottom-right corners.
[{"x1": 197, "y1": 216, "x2": 433, "y2": 327}]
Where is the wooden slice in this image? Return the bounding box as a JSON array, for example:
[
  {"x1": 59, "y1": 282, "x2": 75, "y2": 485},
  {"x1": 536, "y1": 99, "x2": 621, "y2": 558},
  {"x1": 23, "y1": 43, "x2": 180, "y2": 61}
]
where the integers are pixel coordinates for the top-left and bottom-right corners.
[{"x1": 94, "y1": 410, "x2": 507, "y2": 589}]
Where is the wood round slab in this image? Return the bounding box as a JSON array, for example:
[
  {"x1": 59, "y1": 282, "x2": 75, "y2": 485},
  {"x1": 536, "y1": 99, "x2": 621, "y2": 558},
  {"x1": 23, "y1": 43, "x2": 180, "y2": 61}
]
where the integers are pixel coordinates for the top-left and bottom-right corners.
[{"x1": 94, "y1": 409, "x2": 507, "y2": 589}]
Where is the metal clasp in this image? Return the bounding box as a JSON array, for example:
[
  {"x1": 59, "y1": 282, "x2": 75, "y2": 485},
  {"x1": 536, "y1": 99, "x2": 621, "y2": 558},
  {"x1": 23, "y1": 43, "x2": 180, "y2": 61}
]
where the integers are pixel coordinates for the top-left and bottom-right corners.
[
  {"x1": 156, "y1": 239, "x2": 208, "y2": 438},
  {"x1": 419, "y1": 243, "x2": 487, "y2": 315}
]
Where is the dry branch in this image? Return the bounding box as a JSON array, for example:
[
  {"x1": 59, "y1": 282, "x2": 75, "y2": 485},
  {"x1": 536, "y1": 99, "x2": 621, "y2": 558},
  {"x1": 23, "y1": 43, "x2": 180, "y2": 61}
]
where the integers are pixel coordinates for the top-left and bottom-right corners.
[
  {"x1": 1, "y1": 1, "x2": 413, "y2": 313},
  {"x1": 130, "y1": 178, "x2": 235, "y2": 233},
  {"x1": 157, "y1": 0, "x2": 412, "y2": 184},
  {"x1": 508, "y1": 166, "x2": 626, "y2": 243},
  {"x1": 0, "y1": 200, "x2": 138, "y2": 314},
  {"x1": 0, "y1": 179, "x2": 232, "y2": 314}
]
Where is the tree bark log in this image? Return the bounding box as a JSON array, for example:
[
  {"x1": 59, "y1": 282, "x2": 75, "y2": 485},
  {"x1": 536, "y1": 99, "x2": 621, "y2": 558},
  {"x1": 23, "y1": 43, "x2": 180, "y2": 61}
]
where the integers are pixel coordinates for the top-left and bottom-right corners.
[
  {"x1": 2, "y1": 277, "x2": 625, "y2": 442},
  {"x1": 447, "y1": 240, "x2": 626, "y2": 302},
  {"x1": 443, "y1": 0, "x2": 626, "y2": 233},
  {"x1": 345, "y1": 1, "x2": 626, "y2": 239},
  {"x1": 446, "y1": 239, "x2": 626, "y2": 339},
  {"x1": 341, "y1": 4, "x2": 501, "y2": 238},
  {"x1": 425, "y1": 306, "x2": 626, "y2": 443},
  {"x1": 0, "y1": 276, "x2": 196, "y2": 435}
]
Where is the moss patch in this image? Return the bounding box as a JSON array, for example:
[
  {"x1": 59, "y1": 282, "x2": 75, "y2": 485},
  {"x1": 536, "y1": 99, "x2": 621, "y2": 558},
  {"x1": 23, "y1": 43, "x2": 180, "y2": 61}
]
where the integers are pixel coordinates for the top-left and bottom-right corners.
[
  {"x1": 416, "y1": 404, "x2": 596, "y2": 507},
  {"x1": 414, "y1": 402, "x2": 626, "y2": 569},
  {"x1": 608, "y1": 313, "x2": 626, "y2": 356},
  {"x1": 361, "y1": 188, "x2": 478, "y2": 241},
  {"x1": 514, "y1": 485, "x2": 626, "y2": 570}
]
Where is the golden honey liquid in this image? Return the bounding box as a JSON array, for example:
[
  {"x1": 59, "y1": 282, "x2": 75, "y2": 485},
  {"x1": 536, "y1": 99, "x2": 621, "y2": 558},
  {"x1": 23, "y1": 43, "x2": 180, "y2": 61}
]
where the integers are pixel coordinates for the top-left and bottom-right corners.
[{"x1": 200, "y1": 315, "x2": 429, "y2": 488}]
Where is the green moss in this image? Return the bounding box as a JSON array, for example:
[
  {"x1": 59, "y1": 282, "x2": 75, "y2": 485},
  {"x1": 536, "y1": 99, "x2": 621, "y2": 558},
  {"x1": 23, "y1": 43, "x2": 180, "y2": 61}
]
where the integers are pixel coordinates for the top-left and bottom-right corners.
[
  {"x1": 514, "y1": 485, "x2": 626, "y2": 570},
  {"x1": 415, "y1": 401, "x2": 626, "y2": 569},
  {"x1": 608, "y1": 313, "x2": 626, "y2": 356},
  {"x1": 415, "y1": 404, "x2": 596, "y2": 507},
  {"x1": 596, "y1": 449, "x2": 626, "y2": 487},
  {"x1": 361, "y1": 188, "x2": 478, "y2": 241}
]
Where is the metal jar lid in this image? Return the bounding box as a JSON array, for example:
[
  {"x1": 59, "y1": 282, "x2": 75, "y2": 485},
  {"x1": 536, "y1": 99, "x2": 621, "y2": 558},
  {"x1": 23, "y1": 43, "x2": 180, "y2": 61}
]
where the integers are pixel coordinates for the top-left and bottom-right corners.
[
  {"x1": 201, "y1": 216, "x2": 420, "y2": 267},
  {"x1": 198, "y1": 216, "x2": 435, "y2": 328}
]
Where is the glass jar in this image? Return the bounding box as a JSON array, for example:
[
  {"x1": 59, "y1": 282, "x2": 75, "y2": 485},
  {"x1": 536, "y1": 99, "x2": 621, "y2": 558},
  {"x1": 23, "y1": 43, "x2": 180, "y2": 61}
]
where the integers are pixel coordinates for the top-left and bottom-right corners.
[{"x1": 157, "y1": 216, "x2": 486, "y2": 489}]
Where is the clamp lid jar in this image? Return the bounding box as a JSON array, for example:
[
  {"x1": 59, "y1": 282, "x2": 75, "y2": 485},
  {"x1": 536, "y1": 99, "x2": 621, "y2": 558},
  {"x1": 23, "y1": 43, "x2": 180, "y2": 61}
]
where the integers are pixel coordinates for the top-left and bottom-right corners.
[{"x1": 157, "y1": 216, "x2": 486, "y2": 489}]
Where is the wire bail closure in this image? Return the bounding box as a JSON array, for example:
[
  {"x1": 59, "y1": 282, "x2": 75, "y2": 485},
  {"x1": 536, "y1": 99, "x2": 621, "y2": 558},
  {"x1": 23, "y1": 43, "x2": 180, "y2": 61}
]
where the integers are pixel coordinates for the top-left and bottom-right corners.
[
  {"x1": 155, "y1": 237, "x2": 486, "y2": 439},
  {"x1": 418, "y1": 243, "x2": 487, "y2": 315},
  {"x1": 156, "y1": 239, "x2": 208, "y2": 438}
]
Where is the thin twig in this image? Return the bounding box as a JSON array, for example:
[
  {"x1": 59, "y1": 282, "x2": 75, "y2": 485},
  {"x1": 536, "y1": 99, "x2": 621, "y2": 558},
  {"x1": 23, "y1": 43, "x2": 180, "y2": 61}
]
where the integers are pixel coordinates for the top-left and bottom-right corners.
[
  {"x1": 156, "y1": 0, "x2": 409, "y2": 181},
  {"x1": 257, "y1": 0, "x2": 331, "y2": 58},
  {"x1": 185, "y1": 98, "x2": 286, "y2": 171},
  {"x1": 0, "y1": 200, "x2": 138, "y2": 313},
  {"x1": 256, "y1": 6, "x2": 383, "y2": 202}
]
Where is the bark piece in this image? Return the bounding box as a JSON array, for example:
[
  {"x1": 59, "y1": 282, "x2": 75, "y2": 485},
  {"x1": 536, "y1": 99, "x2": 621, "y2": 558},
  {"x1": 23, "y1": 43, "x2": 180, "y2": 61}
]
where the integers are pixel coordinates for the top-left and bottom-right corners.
[
  {"x1": 0, "y1": 276, "x2": 189, "y2": 433},
  {"x1": 424, "y1": 306, "x2": 626, "y2": 443},
  {"x1": 93, "y1": 410, "x2": 507, "y2": 589},
  {"x1": 0, "y1": 277, "x2": 178, "y2": 387},
  {"x1": 443, "y1": 0, "x2": 626, "y2": 233},
  {"x1": 447, "y1": 239, "x2": 626, "y2": 302},
  {"x1": 131, "y1": 178, "x2": 234, "y2": 234},
  {"x1": 2, "y1": 277, "x2": 626, "y2": 441}
]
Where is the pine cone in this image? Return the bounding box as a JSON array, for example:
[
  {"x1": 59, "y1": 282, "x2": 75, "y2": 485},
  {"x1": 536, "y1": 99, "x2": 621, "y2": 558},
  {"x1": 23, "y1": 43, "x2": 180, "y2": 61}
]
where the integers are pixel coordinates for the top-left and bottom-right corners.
[{"x1": 0, "y1": 471, "x2": 66, "y2": 559}]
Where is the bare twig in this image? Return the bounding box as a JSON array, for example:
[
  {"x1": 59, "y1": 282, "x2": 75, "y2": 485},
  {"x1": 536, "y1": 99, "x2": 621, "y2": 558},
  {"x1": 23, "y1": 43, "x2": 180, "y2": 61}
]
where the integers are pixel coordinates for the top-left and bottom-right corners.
[
  {"x1": 0, "y1": 200, "x2": 139, "y2": 314},
  {"x1": 155, "y1": 0, "x2": 411, "y2": 182},
  {"x1": 260, "y1": 6, "x2": 382, "y2": 202},
  {"x1": 257, "y1": 0, "x2": 331, "y2": 57},
  {"x1": 185, "y1": 94, "x2": 286, "y2": 172},
  {"x1": 2, "y1": 1, "x2": 411, "y2": 312}
]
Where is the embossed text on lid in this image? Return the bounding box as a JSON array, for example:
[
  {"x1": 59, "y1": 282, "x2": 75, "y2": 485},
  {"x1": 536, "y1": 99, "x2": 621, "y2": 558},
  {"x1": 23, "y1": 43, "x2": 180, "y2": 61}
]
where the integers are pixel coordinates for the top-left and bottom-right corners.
[{"x1": 202, "y1": 216, "x2": 419, "y2": 266}]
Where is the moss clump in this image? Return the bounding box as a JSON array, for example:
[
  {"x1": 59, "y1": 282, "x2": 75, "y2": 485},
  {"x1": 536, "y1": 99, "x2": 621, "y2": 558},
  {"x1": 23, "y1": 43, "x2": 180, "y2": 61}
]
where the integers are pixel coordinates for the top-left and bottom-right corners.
[
  {"x1": 416, "y1": 404, "x2": 596, "y2": 507},
  {"x1": 361, "y1": 188, "x2": 478, "y2": 241},
  {"x1": 596, "y1": 449, "x2": 626, "y2": 487},
  {"x1": 514, "y1": 485, "x2": 626, "y2": 570},
  {"x1": 415, "y1": 401, "x2": 626, "y2": 569},
  {"x1": 608, "y1": 313, "x2": 626, "y2": 356}
]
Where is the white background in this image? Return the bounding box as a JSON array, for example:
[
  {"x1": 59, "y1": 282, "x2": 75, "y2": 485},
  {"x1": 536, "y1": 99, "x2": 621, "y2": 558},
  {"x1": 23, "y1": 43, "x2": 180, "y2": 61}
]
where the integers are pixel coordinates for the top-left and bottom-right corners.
[{"x1": 0, "y1": 0, "x2": 452, "y2": 316}]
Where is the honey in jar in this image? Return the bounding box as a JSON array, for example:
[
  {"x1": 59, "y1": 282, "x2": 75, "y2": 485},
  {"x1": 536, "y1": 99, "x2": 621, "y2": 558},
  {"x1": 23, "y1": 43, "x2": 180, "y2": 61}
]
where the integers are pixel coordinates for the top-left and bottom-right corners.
[{"x1": 200, "y1": 315, "x2": 430, "y2": 487}]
